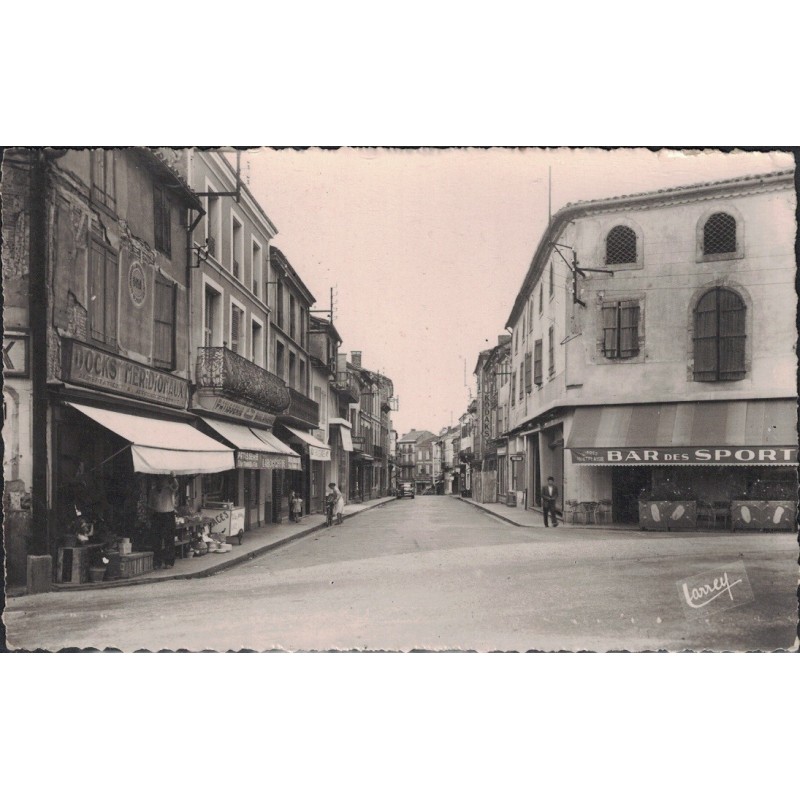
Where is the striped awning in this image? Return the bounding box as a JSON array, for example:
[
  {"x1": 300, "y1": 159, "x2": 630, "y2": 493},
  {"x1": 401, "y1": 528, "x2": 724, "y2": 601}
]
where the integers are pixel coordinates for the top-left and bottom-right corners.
[{"x1": 567, "y1": 400, "x2": 798, "y2": 465}]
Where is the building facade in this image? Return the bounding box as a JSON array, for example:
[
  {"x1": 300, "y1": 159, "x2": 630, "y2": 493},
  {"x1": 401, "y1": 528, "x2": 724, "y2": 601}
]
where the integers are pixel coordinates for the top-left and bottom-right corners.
[{"x1": 504, "y1": 170, "x2": 797, "y2": 528}]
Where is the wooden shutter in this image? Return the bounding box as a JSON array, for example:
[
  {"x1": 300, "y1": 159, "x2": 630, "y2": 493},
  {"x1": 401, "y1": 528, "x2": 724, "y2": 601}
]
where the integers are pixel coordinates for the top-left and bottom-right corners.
[
  {"x1": 718, "y1": 289, "x2": 746, "y2": 379},
  {"x1": 533, "y1": 340, "x2": 543, "y2": 385},
  {"x1": 619, "y1": 301, "x2": 640, "y2": 358},
  {"x1": 693, "y1": 290, "x2": 720, "y2": 380},
  {"x1": 548, "y1": 326, "x2": 555, "y2": 374},
  {"x1": 153, "y1": 277, "x2": 175, "y2": 367},
  {"x1": 104, "y1": 249, "x2": 118, "y2": 347},
  {"x1": 524, "y1": 352, "x2": 532, "y2": 393},
  {"x1": 601, "y1": 304, "x2": 618, "y2": 357},
  {"x1": 231, "y1": 306, "x2": 240, "y2": 353},
  {"x1": 154, "y1": 185, "x2": 171, "y2": 256},
  {"x1": 89, "y1": 243, "x2": 105, "y2": 342}
]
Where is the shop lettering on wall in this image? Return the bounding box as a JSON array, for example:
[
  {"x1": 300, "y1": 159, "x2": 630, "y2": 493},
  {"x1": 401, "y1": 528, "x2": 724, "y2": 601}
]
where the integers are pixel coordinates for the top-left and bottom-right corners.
[
  {"x1": 235, "y1": 451, "x2": 302, "y2": 470},
  {"x1": 62, "y1": 339, "x2": 188, "y2": 408},
  {"x1": 128, "y1": 261, "x2": 147, "y2": 307},
  {"x1": 571, "y1": 446, "x2": 798, "y2": 465},
  {"x1": 195, "y1": 392, "x2": 276, "y2": 427}
]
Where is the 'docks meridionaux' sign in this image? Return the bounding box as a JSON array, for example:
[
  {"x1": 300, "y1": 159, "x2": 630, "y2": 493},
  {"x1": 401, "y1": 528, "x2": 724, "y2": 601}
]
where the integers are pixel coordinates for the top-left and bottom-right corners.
[
  {"x1": 571, "y1": 446, "x2": 798, "y2": 465},
  {"x1": 62, "y1": 338, "x2": 189, "y2": 408}
]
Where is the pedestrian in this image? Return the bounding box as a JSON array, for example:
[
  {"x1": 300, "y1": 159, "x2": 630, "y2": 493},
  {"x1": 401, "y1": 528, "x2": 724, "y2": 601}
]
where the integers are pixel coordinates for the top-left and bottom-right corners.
[
  {"x1": 148, "y1": 473, "x2": 179, "y2": 568},
  {"x1": 328, "y1": 482, "x2": 344, "y2": 525},
  {"x1": 542, "y1": 476, "x2": 559, "y2": 528},
  {"x1": 291, "y1": 491, "x2": 303, "y2": 523},
  {"x1": 288, "y1": 490, "x2": 296, "y2": 523}
]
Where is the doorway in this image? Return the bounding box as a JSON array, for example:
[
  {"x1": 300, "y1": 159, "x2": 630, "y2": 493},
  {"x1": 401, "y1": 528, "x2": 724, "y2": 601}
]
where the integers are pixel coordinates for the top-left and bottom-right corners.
[{"x1": 612, "y1": 467, "x2": 650, "y2": 523}]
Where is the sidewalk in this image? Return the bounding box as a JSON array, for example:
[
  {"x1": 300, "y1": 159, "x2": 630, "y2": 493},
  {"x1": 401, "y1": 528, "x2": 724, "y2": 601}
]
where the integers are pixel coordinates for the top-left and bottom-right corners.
[{"x1": 45, "y1": 496, "x2": 397, "y2": 594}]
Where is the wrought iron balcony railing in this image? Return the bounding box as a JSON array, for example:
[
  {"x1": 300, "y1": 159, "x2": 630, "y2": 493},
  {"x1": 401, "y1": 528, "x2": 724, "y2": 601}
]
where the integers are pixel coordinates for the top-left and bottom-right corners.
[
  {"x1": 332, "y1": 370, "x2": 360, "y2": 402},
  {"x1": 279, "y1": 386, "x2": 320, "y2": 428},
  {"x1": 196, "y1": 347, "x2": 290, "y2": 414}
]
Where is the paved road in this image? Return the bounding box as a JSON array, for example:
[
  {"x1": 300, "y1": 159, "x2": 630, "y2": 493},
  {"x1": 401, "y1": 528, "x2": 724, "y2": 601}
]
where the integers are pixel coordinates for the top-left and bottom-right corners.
[{"x1": 4, "y1": 497, "x2": 797, "y2": 651}]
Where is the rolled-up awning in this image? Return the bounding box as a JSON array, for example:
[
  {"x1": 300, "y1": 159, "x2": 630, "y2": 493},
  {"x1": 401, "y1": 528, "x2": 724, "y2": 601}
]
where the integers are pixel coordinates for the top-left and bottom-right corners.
[
  {"x1": 199, "y1": 417, "x2": 302, "y2": 471},
  {"x1": 67, "y1": 402, "x2": 234, "y2": 475},
  {"x1": 329, "y1": 417, "x2": 352, "y2": 429},
  {"x1": 567, "y1": 400, "x2": 798, "y2": 465},
  {"x1": 284, "y1": 426, "x2": 332, "y2": 461}
]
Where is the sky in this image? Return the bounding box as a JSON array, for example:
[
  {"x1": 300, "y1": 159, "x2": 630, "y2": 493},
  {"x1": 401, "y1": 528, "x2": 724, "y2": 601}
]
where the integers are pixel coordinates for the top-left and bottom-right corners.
[{"x1": 242, "y1": 148, "x2": 794, "y2": 437}]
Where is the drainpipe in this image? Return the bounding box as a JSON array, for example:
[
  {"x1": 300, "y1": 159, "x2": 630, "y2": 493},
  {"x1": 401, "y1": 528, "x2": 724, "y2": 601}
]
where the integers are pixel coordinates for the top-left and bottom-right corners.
[{"x1": 29, "y1": 150, "x2": 49, "y2": 556}]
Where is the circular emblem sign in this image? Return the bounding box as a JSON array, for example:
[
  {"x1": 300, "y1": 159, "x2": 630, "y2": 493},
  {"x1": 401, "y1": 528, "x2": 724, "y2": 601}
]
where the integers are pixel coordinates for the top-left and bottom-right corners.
[{"x1": 128, "y1": 261, "x2": 147, "y2": 307}]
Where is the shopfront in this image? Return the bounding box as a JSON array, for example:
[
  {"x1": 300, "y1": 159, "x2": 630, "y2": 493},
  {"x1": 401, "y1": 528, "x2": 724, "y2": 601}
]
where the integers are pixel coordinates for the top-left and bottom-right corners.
[
  {"x1": 566, "y1": 400, "x2": 798, "y2": 530},
  {"x1": 275, "y1": 425, "x2": 332, "y2": 517}
]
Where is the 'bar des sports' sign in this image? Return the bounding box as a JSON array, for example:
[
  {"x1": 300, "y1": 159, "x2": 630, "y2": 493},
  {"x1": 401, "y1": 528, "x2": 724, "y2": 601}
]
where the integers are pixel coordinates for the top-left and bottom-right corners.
[{"x1": 571, "y1": 446, "x2": 798, "y2": 465}]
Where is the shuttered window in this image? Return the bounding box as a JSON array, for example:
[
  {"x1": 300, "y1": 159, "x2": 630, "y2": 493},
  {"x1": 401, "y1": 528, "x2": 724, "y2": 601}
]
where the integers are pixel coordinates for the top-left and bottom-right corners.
[
  {"x1": 519, "y1": 365, "x2": 524, "y2": 400},
  {"x1": 230, "y1": 305, "x2": 243, "y2": 354},
  {"x1": 91, "y1": 150, "x2": 116, "y2": 210},
  {"x1": 539, "y1": 283, "x2": 543, "y2": 314},
  {"x1": 89, "y1": 241, "x2": 118, "y2": 347},
  {"x1": 606, "y1": 226, "x2": 637, "y2": 265},
  {"x1": 693, "y1": 288, "x2": 746, "y2": 381},
  {"x1": 602, "y1": 301, "x2": 640, "y2": 359},
  {"x1": 533, "y1": 340, "x2": 543, "y2": 385},
  {"x1": 153, "y1": 185, "x2": 171, "y2": 257},
  {"x1": 524, "y1": 352, "x2": 532, "y2": 393},
  {"x1": 511, "y1": 372, "x2": 516, "y2": 406},
  {"x1": 153, "y1": 276, "x2": 176, "y2": 368},
  {"x1": 548, "y1": 325, "x2": 555, "y2": 376}
]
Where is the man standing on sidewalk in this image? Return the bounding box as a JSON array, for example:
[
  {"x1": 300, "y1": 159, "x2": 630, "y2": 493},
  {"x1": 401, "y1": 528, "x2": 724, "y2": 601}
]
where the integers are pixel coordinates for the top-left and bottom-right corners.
[
  {"x1": 542, "y1": 476, "x2": 559, "y2": 528},
  {"x1": 148, "y1": 473, "x2": 179, "y2": 568}
]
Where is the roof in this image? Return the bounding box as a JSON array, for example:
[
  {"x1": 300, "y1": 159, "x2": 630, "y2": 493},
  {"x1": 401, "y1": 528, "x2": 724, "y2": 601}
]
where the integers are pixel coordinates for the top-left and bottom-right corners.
[
  {"x1": 505, "y1": 168, "x2": 795, "y2": 329},
  {"x1": 135, "y1": 148, "x2": 204, "y2": 212},
  {"x1": 310, "y1": 314, "x2": 343, "y2": 345},
  {"x1": 399, "y1": 429, "x2": 435, "y2": 443},
  {"x1": 270, "y1": 245, "x2": 316, "y2": 306}
]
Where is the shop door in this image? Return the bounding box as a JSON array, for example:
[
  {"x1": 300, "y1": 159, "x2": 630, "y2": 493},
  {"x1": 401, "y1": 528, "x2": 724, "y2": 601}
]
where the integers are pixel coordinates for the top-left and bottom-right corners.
[
  {"x1": 612, "y1": 467, "x2": 650, "y2": 523},
  {"x1": 243, "y1": 469, "x2": 259, "y2": 530}
]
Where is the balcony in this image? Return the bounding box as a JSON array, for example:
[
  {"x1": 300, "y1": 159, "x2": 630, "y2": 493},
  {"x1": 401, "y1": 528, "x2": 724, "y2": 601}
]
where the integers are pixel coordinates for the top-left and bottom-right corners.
[
  {"x1": 196, "y1": 347, "x2": 290, "y2": 414},
  {"x1": 332, "y1": 370, "x2": 360, "y2": 403},
  {"x1": 278, "y1": 386, "x2": 320, "y2": 428}
]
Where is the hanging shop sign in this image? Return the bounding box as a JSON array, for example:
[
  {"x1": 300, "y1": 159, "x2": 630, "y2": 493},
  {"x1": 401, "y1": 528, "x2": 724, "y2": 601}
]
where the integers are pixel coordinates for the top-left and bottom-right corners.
[
  {"x1": 510, "y1": 454, "x2": 524, "y2": 462},
  {"x1": 192, "y1": 390, "x2": 276, "y2": 427},
  {"x1": 61, "y1": 338, "x2": 188, "y2": 408},
  {"x1": 570, "y1": 446, "x2": 798, "y2": 465}
]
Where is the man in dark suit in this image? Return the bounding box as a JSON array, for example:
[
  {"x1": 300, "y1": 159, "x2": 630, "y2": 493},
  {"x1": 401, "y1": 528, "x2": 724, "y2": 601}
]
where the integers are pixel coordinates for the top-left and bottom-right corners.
[{"x1": 542, "y1": 476, "x2": 559, "y2": 527}]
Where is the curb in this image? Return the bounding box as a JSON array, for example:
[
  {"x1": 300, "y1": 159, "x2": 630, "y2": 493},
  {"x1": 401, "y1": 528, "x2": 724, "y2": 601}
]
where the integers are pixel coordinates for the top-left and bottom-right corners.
[
  {"x1": 453, "y1": 495, "x2": 537, "y2": 528},
  {"x1": 46, "y1": 497, "x2": 397, "y2": 593}
]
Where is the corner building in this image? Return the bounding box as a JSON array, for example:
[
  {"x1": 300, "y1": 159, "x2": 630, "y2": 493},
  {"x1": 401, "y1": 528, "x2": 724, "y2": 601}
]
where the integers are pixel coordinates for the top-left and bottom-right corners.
[{"x1": 504, "y1": 170, "x2": 797, "y2": 530}]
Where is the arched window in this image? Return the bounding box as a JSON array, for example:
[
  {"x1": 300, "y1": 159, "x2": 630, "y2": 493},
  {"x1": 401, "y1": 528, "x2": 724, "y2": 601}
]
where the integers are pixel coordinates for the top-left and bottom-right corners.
[
  {"x1": 703, "y1": 213, "x2": 736, "y2": 256},
  {"x1": 693, "y1": 287, "x2": 746, "y2": 381},
  {"x1": 605, "y1": 226, "x2": 637, "y2": 265}
]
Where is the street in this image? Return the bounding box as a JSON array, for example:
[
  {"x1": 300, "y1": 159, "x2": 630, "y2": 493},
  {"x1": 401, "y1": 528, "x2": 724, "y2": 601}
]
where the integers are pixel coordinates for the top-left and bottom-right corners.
[{"x1": 4, "y1": 496, "x2": 797, "y2": 652}]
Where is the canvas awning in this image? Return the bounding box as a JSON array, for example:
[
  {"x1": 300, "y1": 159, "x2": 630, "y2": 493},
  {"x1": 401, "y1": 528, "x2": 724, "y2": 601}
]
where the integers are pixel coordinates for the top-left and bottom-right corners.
[
  {"x1": 199, "y1": 417, "x2": 302, "y2": 471},
  {"x1": 328, "y1": 417, "x2": 352, "y2": 429},
  {"x1": 284, "y1": 425, "x2": 332, "y2": 461},
  {"x1": 338, "y1": 426, "x2": 354, "y2": 452},
  {"x1": 67, "y1": 402, "x2": 234, "y2": 475},
  {"x1": 566, "y1": 400, "x2": 798, "y2": 465}
]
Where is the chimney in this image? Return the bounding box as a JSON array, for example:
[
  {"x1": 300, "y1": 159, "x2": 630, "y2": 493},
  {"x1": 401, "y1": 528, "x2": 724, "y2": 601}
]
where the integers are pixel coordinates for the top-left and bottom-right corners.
[{"x1": 351, "y1": 351, "x2": 362, "y2": 368}]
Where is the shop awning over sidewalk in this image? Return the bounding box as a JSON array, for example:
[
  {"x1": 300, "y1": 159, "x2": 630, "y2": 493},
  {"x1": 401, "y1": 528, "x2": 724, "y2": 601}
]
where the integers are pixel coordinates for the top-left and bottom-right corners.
[
  {"x1": 283, "y1": 426, "x2": 332, "y2": 461},
  {"x1": 566, "y1": 400, "x2": 798, "y2": 465},
  {"x1": 199, "y1": 417, "x2": 302, "y2": 471},
  {"x1": 67, "y1": 402, "x2": 235, "y2": 474}
]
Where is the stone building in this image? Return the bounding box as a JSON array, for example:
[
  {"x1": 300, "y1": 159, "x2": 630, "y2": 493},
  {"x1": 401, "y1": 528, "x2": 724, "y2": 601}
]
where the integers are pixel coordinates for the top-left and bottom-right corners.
[{"x1": 504, "y1": 170, "x2": 797, "y2": 527}]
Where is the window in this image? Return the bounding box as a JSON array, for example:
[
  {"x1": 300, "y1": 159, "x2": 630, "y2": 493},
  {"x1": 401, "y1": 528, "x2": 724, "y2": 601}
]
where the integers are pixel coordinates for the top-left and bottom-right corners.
[
  {"x1": 300, "y1": 309, "x2": 306, "y2": 348},
  {"x1": 606, "y1": 226, "x2": 637, "y2": 265},
  {"x1": 524, "y1": 352, "x2": 532, "y2": 394},
  {"x1": 89, "y1": 241, "x2": 118, "y2": 347},
  {"x1": 548, "y1": 326, "x2": 555, "y2": 376},
  {"x1": 533, "y1": 339, "x2": 543, "y2": 385},
  {"x1": 601, "y1": 301, "x2": 640, "y2": 359},
  {"x1": 276, "y1": 341, "x2": 285, "y2": 379},
  {"x1": 529, "y1": 297, "x2": 534, "y2": 330},
  {"x1": 204, "y1": 286, "x2": 219, "y2": 346},
  {"x1": 290, "y1": 295, "x2": 297, "y2": 340},
  {"x1": 522, "y1": 312, "x2": 527, "y2": 340},
  {"x1": 299, "y1": 359, "x2": 306, "y2": 392},
  {"x1": 91, "y1": 150, "x2": 115, "y2": 210},
  {"x1": 289, "y1": 351, "x2": 297, "y2": 387},
  {"x1": 693, "y1": 288, "x2": 746, "y2": 381},
  {"x1": 703, "y1": 213, "x2": 736, "y2": 256},
  {"x1": 153, "y1": 184, "x2": 171, "y2": 257},
  {"x1": 153, "y1": 276, "x2": 176, "y2": 368},
  {"x1": 206, "y1": 195, "x2": 220, "y2": 257},
  {"x1": 539, "y1": 283, "x2": 543, "y2": 314},
  {"x1": 514, "y1": 328, "x2": 518, "y2": 353},
  {"x1": 519, "y1": 365, "x2": 524, "y2": 400},
  {"x1": 252, "y1": 240, "x2": 262, "y2": 298},
  {"x1": 511, "y1": 372, "x2": 516, "y2": 406},
  {"x1": 549, "y1": 262, "x2": 554, "y2": 297},
  {"x1": 230, "y1": 304, "x2": 244, "y2": 354},
  {"x1": 276, "y1": 281, "x2": 284, "y2": 328},
  {"x1": 231, "y1": 216, "x2": 243, "y2": 279},
  {"x1": 251, "y1": 319, "x2": 263, "y2": 365}
]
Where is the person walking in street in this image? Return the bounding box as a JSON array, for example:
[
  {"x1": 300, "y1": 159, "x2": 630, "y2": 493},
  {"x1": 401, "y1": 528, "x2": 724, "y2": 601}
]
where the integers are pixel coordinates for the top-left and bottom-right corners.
[
  {"x1": 542, "y1": 476, "x2": 559, "y2": 528},
  {"x1": 329, "y1": 482, "x2": 344, "y2": 525},
  {"x1": 148, "y1": 473, "x2": 179, "y2": 568}
]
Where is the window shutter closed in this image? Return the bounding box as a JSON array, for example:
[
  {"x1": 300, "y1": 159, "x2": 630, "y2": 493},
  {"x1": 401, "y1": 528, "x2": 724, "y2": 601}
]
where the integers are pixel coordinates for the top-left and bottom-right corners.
[
  {"x1": 601, "y1": 304, "x2": 617, "y2": 357},
  {"x1": 533, "y1": 340, "x2": 543, "y2": 385},
  {"x1": 105, "y1": 249, "x2": 118, "y2": 346},
  {"x1": 231, "y1": 307, "x2": 240, "y2": 352},
  {"x1": 89, "y1": 244, "x2": 105, "y2": 341},
  {"x1": 524, "y1": 352, "x2": 532, "y2": 393},
  {"x1": 619, "y1": 301, "x2": 639, "y2": 358}
]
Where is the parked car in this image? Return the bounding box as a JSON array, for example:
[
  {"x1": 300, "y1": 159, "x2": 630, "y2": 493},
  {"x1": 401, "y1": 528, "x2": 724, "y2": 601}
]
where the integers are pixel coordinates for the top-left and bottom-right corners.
[{"x1": 397, "y1": 482, "x2": 415, "y2": 499}]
